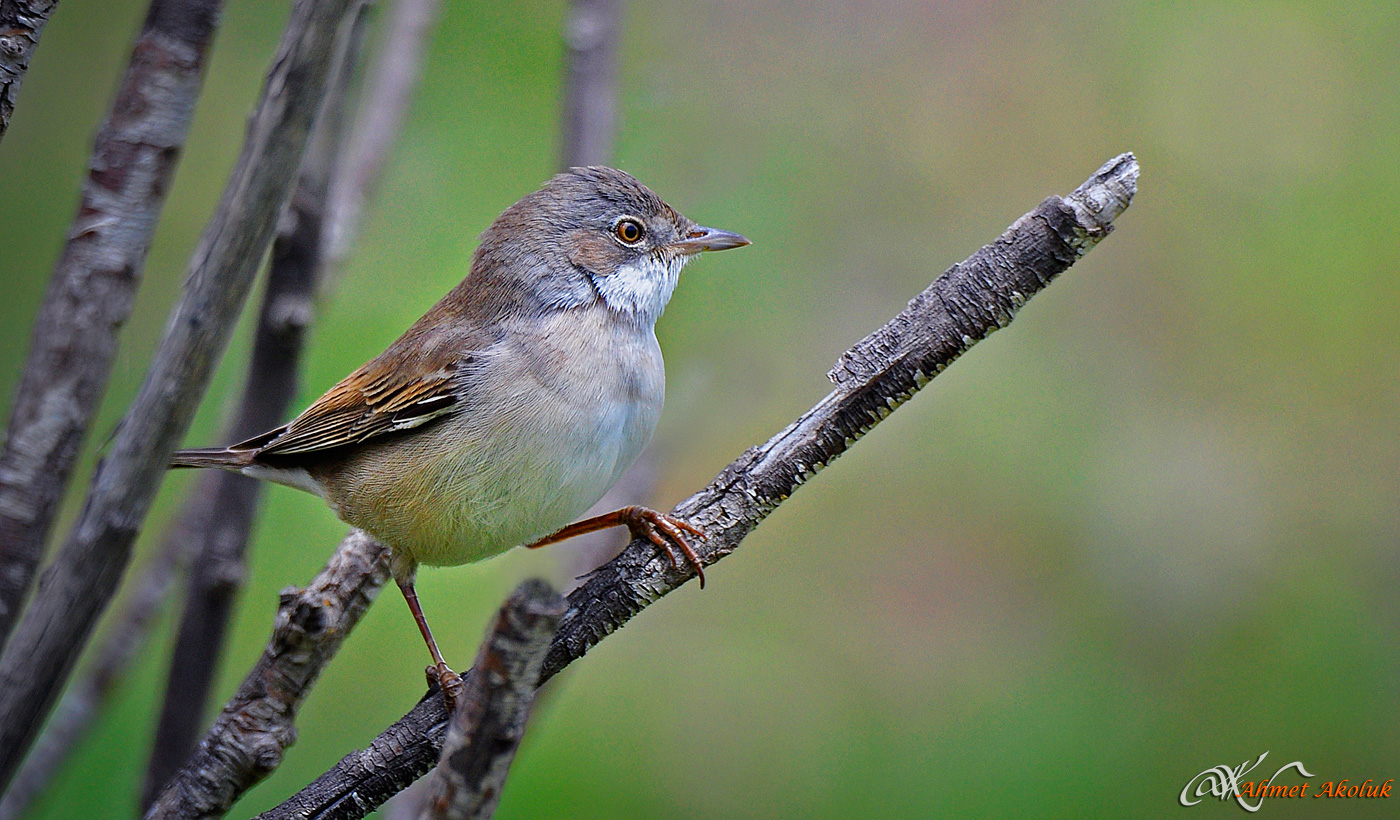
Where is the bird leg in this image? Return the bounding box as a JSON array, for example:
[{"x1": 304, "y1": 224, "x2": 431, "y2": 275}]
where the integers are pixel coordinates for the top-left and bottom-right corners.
[
  {"x1": 395, "y1": 575, "x2": 463, "y2": 708},
  {"x1": 526, "y1": 505, "x2": 708, "y2": 587}
]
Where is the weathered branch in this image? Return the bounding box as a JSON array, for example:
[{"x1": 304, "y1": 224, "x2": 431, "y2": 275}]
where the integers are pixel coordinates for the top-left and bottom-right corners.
[
  {"x1": 143, "y1": 531, "x2": 391, "y2": 820},
  {"x1": 142, "y1": 7, "x2": 369, "y2": 803},
  {"x1": 323, "y1": 0, "x2": 442, "y2": 284},
  {"x1": 0, "y1": 0, "x2": 58, "y2": 143},
  {"x1": 559, "y1": 0, "x2": 621, "y2": 168},
  {"x1": 257, "y1": 153, "x2": 1140, "y2": 819},
  {"x1": 0, "y1": 0, "x2": 362, "y2": 792},
  {"x1": 416, "y1": 580, "x2": 562, "y2": 820},
  {"x1": 0, "y1": 0, "x2": 222, "y2": 651}
]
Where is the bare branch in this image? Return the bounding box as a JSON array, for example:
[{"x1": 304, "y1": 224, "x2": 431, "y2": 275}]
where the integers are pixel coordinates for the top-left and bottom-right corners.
[
  {"x1": 323, "y1": 0, "x2": 443, "y2": 284},
  {"x1": 142, "y1": 530, "x2": 391, "y2": 820},
  {"x1": 558, "y1": 0, "x2": 621, "y2": 168},
  {"x1": 0, "y1": 0, "x2": 222, "y2": 651},
  {"x1": 257, "y1": 153, "x2": 1141, "y2": 819},
  {"x1": 142, "y1": 7, "x2": 370, "y2": 803},
  {"x1": 417, "y1": 580, "x2": 562, "y2": 820},
  {"x1": 0, "y1": 0, "x2": 363, "y2": 792},
  {"x1": 0, "y1": 0, "x2": 58, "y2": 143}
]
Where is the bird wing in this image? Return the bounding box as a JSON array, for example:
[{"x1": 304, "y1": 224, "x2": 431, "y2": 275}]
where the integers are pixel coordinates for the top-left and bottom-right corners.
[{"x1": 250, "y1": 343, "x2": 465, "y2": 458}]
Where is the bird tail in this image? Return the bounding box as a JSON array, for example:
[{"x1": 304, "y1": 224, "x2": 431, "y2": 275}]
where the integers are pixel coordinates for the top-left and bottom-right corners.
[{"x1": 169, "y1": 447, "x2": 255, "y2": 471}]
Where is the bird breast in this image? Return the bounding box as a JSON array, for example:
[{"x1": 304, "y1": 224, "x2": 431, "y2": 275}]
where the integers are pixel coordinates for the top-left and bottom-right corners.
[{"x1": 329, "y1": 304, "x2": 664, "y2": 567}]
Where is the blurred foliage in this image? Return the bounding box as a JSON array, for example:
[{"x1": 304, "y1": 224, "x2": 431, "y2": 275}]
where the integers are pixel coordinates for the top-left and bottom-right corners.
[{"x1": 1, "y1": 0, "x2": 1397, "y2": 818}]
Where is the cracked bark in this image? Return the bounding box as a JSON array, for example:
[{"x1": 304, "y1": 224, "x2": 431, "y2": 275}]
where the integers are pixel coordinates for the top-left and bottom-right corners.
[
  {"x1": 416, "y1": 580, "x2": 562, "y2": 820},
  {"x1": 0, "y1": 0, "x2": 362, "y2": 793},
  {"x1": 0, "y1": 0, "x2": 58, "y2": 143}
]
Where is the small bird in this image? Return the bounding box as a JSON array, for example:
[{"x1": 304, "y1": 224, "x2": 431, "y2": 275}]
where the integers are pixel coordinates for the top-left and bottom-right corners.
[{"x1": 172, "y1": 167, "x2": 749, "y2": 694}]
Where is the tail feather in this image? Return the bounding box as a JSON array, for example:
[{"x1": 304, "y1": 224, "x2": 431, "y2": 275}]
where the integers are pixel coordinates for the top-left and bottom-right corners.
[{"x1": 169, "y1": 447, "x2": 255, "y2": 470}]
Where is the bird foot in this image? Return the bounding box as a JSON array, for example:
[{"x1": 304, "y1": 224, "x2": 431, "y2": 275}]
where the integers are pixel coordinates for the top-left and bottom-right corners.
[
  {"x1": 620, "y1": 507, "x2": 708, "y2": 588},
  {"x1": 428, "y1": 663, "x2": 465, "y2": 711},
  {"x1": 526, "y1": 505, "x2": 709, "y2": 587}
]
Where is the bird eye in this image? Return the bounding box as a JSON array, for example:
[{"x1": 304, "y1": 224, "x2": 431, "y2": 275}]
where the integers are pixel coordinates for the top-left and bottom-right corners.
[{"x1": 613, "y1": 218, "x2": 645, "y2": 245}]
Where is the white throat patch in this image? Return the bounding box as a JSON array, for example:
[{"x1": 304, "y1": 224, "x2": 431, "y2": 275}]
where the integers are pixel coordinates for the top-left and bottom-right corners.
[{"x1": 594, "y1": 253, "x2": 690, "y2": 324}]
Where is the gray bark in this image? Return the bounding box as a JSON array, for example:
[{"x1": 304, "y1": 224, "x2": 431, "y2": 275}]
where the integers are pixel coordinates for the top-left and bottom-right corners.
[
  {"x1": 323, "y1": 0, "x2": 442, "y2": 284},
  {"x1": 0, "y1": 0, "x2": 221, "y2": 651},
  {"x1": 0, "y1": 502, "x2": 189, "y2": 820},
  {"x1": 415, "y1": 580, "x2": 562, "y2": 820},
  {"x1": 0, "y1": 0, "x2": 58, "y2": 143},
  {"x1": 0, "y1": 0, "x2": 361, "y2": 793}
]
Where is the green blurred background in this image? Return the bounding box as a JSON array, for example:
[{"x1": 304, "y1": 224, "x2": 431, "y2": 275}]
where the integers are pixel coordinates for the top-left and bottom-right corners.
[{"x1": 2, "y1": 0, "x2": 1397, "y2": 817}]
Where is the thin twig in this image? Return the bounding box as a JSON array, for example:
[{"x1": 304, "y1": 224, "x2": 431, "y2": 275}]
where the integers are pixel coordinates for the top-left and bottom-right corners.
[
  {"x1": 322, "y1": 0, "x2": 443, "y2": 286},
  {"x1": 143, "y1": 530, "x2": 391, "y2": 820},
  {"x1": 559, "y1": 0, "x2": 622, "y2": 168},
  {"x1": 0, "y1": 0, "x2": 58, "y2": 143},
  {"x1": 254, "y1": 153, "x2": 1140, "y2": 820},
  {"x1": 416, "y1": 580, "x2": 562, "y2": 820},
  {"x1": 142, "y1": 6, "x2": 370, "y2": 804},
  {"x1": 0, "y1": 0, "x2": 222, "y2": 650},
  {"x1": 0, "y1": 0, "x2": 362, "y2": 792}
]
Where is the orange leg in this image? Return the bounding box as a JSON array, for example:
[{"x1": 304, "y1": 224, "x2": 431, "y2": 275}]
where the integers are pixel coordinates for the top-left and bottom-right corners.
[
  {"x1": 527, "y1": 506, "x2": 708, "y2": 588},
  {"x1": 396, "y1": 576, "x2": 463, "y2": 706}
]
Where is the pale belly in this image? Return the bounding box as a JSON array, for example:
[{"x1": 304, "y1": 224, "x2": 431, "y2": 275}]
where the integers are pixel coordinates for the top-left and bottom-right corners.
[{"x1": 323, "y1": 312, "x2": 664, "y2": 567}]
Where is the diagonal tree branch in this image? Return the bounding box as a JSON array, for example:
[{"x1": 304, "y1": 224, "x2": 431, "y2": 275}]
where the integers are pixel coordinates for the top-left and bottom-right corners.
[
  {"x1": 417, "y1": 580, "x2": 562, "y2": 820},
  {"x1": 0, "y1": 0, "x2": 222, "y2": 652},
  {"x1": 0, "y1": 0, "x2": 362, "y2": 793},
  {"x1": 251, "y1": 152, "x2": 1140, "y2": 820},
  {"x1": 0, "y1": 0, "x2": 58, "y2": 144},
  {"x1": 142, "y1": 6, "x2": 370, "y2": 804},
  {"x1": 142, "y1": 530, "x2": 390, "y2": 820}
]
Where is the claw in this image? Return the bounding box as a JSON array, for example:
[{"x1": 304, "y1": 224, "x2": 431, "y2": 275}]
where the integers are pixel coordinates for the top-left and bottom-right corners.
[
  {"x1": 435, "y1": 662, "x2": 464, "y2": 711},
  {"x1": 624, "y1": 508, "x2": 707, "y2": 589},
  {"x1": 526, "y1": 506, "x2": 710, "y2": 588}
]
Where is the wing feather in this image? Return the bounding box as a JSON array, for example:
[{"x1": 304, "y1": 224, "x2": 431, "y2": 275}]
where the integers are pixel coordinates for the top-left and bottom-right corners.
[{"x1": 252, "y1": 353, "x2": 462, "y2": 458}]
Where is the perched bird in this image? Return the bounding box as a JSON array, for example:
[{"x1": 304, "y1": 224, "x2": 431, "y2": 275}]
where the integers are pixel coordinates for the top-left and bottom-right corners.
[{"x1": 172, "y1": 167, "x2": 749, "y2": 693}]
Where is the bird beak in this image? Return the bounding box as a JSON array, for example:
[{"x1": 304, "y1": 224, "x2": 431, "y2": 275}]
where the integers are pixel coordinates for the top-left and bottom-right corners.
[{"x1": 669, "y1": 225, "x2": 751, "y2": 255}]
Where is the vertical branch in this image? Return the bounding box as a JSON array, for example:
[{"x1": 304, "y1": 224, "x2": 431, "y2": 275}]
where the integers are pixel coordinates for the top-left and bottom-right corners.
[
  {"x1": 558, "y1": 0, "x2": 621, "y2": 169},
  {"x1": 322, "y1": 0, "x2": 442, "y2": 285},
  {"x1": 0, "y1": 0, "x2": 361, "y2": 792},
  {"x1": 141, "y1": 1, "x2": 447, "y2": 810},
  {"x1": 0, "y1": 0, "x2": 58, "y2": 143},
  {"x1": 141, "y1": 7, "x2": 369, "y2": 804},
  {"x1": 417, "y1": 581, "x2": 563, "y2": 820},
  {"x1": 0, "y1": 0, "x2": 222, "y2": 651}
]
